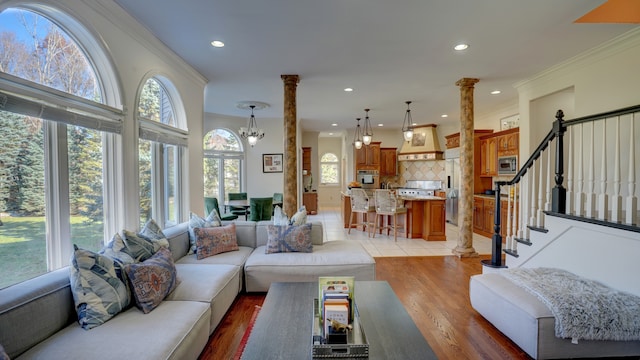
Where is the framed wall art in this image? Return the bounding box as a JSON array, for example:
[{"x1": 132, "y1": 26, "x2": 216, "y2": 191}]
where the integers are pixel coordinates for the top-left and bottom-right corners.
[{"x1": 263, "y1": 153, "x2": 283, "y2": 173}]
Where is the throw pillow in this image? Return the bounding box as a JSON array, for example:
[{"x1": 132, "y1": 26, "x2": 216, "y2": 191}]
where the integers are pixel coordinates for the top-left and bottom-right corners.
[
  {"x1": 99, "y1": 233, "x2": 135, "y2": 265},
  {"x1": 289, "y1": 206, "x2": 308, "y2": 226},
  {"x1": 0, "y1": 343, "x2": 10, "y2": 360},
  {"x1": 273, "y1": 205, "x2": 289, "y2": 226},
  {"x1": 265, "y1": 224, "x2": 313, "y2": 254},
  {"x1": 194, "y1": 223, "x2": 239, "y2": 260},
  {"x1": 122, "y1": 219, "x2": 169, "y2": 262},
  {"x1": 69, "y1": 245, "x2": 131, "y2": 330},
  {"x1": 124, "y1": 247, "x2": 177, "y2": 314},
  {"x1": 187, "y1": 210, "x2": 222, "y2": 255}
]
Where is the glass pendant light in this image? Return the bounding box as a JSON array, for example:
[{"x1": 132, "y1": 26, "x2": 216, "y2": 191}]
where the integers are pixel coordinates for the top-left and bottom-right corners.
[
  {"x1": 353, "y1": 118, "x2": 363, "y2": 149},
  {"x1": 362, "y1": 108, "x2": 373, "y2": 146},
  {"x1": 239, "y1": 105, "x2": 264, "y2": 147},
  {"x1": 402, "y1": 101, "x2": 414, "y2": 142}
]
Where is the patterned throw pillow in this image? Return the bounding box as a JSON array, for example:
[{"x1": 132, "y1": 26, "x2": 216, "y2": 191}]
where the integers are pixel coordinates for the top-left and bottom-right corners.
[
  {"x1": 99, "y1": 233, "x2": 135, "y2": 265},
  {"x1": 122, "y1": 219, "x2": 170, "y2": 262},
  {"x1": 188, "y1": 210, "x2": 223, "y2": 255},
  {"x1": 289, "y1": 206, "x2": 308, "y2": 226},
  {"x1": 194, "y1": 223, "x2": 239, "y2": 260},
  {"x1": 265, "y1": 224, "x2": 313, "y2": 254},
  {"x1": 69, "y1": 245, "x2": 131, "y2": 330},
  {"x1": 124, "y1": 247, "x2": 177, "y2": 314}
]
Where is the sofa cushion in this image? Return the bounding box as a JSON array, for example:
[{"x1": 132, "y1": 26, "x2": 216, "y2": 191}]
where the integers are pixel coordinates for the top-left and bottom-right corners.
[
  {"x1": 194, "y1": 223, "x2": 239, "y2": 260},
  {"x1": 289, "y1": 206, "x2": 307, "y2": 226},
  {"x1": 124, "y1": 248, "x2": 177, "y2": 314},
  {"x1": 16, "y1": 301, "x2": 210, "y2": 360},
  {"x1": 188, "y1": 211, "x2": 222, "y2": 255},
  {"x1": 265, "y1": 224, "x2": 312, "y2": 254},
  {"x1": 69, "y1": 245, "x2": 131, "y2": 330}
]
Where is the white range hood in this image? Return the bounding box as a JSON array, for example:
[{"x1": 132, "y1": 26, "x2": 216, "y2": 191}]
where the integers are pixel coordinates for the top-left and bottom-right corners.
[{"x1": 398, "y1": 124, "x2": 444, "y2": 161}]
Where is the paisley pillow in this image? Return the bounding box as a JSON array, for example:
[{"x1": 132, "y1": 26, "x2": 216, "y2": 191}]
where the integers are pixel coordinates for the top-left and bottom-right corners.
[
  {"x1": 124, "y1": 247, "x2": 177, "y2": 314},
  {"x1": 265, "y1": 224, "x2": 313, "y2": 254},
  {"x1": 188, "y1": 210, "x2": 222, "y2": 255},
  {"x1": 194, "y1": 223, "x2": 238, "y2": 260}
]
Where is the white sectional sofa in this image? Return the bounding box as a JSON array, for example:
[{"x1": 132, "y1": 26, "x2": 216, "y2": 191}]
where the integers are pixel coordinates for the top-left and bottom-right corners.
[{"x1": 0, "y1": 220, "x2": 376, "y2": 359}]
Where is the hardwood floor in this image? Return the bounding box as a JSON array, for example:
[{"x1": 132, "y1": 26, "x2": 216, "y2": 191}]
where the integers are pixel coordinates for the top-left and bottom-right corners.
[{"x1": 200, "y1": 255, "x2": 531, "y2": 360}]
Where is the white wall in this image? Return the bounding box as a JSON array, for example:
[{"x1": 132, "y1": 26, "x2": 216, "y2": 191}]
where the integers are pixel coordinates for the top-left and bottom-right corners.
[
  {"x1": 25, "y1": 0, "x2": 208, "y2": 229},
  {"x1": 204, "y1": 113, "x2": 285, "y2": 199}
]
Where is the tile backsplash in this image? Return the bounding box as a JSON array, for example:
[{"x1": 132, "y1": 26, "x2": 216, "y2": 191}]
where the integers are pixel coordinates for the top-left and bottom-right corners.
[{"x1": 399, "y1": 160, "x2": 446, "y2": 185}]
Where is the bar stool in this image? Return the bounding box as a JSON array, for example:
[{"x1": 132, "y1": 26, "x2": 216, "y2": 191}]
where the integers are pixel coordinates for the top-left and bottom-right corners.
[
  {"x1": 372, "y1": 189, "x2": 406, "y2": 241},
  {"x1": 348, "y1": 188, "x2": 376, "y2": 236}
]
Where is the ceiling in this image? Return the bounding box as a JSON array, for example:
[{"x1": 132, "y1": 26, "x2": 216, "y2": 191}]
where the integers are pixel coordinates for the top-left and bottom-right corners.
[{"x1": 114, "y1": 0, "x2": 638, "y2": 135}]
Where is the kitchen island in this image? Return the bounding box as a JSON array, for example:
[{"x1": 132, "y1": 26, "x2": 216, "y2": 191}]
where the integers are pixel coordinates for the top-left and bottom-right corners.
[{"x1": 340, "y1": 192, "x2": 446, "y2": 241}]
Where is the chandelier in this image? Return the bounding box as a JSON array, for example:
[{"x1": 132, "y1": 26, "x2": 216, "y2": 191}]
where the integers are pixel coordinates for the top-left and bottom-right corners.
[
  {"x1": 353, "y1": 117, "x2": 363, "y2": 149},
  {"x1": 362, "y1": 108, "x2": 373, "y2": 146},
  {"x1": 402, "y1": 101, "x2": 414, "y2": 142},
  {"x1": 239, "y1": 105, "x2": 264, "y2": 147}
]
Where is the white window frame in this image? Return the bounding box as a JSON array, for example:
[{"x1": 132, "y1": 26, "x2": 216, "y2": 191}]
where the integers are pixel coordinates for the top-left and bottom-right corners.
[
  {"x1": 320, "y1": 152, "x2": 340, "y2": 186},
  {"x1": 203, "y1": 128, "x2": 245, "y2": 201}
]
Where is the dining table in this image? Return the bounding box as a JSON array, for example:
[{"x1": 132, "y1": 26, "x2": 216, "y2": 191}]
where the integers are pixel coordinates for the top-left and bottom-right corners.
[{"x1": 224, "y1": 199, "x2": 250, "y2": 220}]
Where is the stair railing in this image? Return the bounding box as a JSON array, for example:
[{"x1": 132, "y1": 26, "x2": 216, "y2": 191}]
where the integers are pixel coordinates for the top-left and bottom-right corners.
[{"x1": 486, "y1": 104, "x2": 640, "y2": 268}]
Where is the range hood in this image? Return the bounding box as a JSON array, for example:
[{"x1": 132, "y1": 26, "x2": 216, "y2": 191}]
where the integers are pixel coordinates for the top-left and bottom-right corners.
[{"x1": 398, "y1": 124, "x2": 444, "y2": 161}]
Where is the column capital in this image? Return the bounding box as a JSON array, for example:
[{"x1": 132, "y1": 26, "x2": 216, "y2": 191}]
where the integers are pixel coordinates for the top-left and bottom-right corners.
[
  {"x1": 455, "y1": 77, "x2": 480, "y2": 88},
  {"x1": 281, "y1": 74, "x2": 300, "y2": 86}
]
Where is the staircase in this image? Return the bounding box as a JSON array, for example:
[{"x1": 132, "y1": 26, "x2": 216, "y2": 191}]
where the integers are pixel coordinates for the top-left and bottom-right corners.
[{"x1": 482, "y1": 104, "x2": 640, "y2": 294}]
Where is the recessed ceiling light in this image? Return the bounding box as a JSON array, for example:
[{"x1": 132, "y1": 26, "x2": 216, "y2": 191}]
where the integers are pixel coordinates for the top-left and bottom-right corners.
[
  {"x1": 412, "y1": 122, "x2": 417, "y2": 126},
  {"x1": 211, "y1": 40, "x2": 225, "y2": 48},
  {"x1": 344, "y1": 88, "x2": 353, "y2": 92},
  {"x1": 329, "y1": 133, "x2": 334, "y2": 136},
  {"x1": 331, "y1": 123, "x2": 338, "y2": 127},
  {"x1": 377, "y1": 124, "x2": 384, "y2": 127},
  {"x1": 491, "y1": 90, "x2": 501, "y2": 95},
  {"x1": 441, "y1": 114, "x2": 448, "y2": 118},
  {"x1": 454, "y1": 43, "x2": 469, "y2": 51}
]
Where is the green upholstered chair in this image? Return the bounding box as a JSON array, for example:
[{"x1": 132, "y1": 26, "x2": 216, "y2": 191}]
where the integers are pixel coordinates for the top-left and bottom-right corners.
[
  {"x1": 204, "y1": 197, "x2": 238, "y2": 221},
  {"x1": 249, "y1": 197, "x2": 273, "y2": 221},
  {"x1": 272, "y1": 192, "x2": 284, "y2": 214},
  {"x1": 228, "y1": 192, "x2": 250, "y2": 219}
]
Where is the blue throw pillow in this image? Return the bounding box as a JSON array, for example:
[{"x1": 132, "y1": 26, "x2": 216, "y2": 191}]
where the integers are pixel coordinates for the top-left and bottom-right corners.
[{"x1": 265, "y1": 224, "x2": 313, "y2": 254}]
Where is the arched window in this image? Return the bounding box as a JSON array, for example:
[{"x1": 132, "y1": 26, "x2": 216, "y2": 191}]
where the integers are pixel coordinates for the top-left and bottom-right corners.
[
  {"x1": 137, "y1": 77, "x2": 187, "y2": 228},
  {"x1": 203, "y1": 129, "x2": 244, "y2": 201},
  {"x1": 320, "y1": 153, "x2": 339, "y2": 185},
  {"x1": 0, "y1": 7, "x2": 123, "y2": 289}
]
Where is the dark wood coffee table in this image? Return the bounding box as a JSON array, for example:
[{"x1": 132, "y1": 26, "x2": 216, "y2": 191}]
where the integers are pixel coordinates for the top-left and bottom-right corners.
[{"x1": 241, "y1": 281, "x2": 436, "y2": 360}]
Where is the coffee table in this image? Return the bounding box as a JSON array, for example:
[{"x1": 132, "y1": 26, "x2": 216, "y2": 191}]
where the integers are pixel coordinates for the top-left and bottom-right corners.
[{"x1": 241, "y1": 281, "x2": 437, "y2": 360}]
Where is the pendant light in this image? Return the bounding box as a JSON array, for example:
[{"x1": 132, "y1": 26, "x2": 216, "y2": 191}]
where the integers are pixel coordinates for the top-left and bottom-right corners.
[
  {"x1": 239, "y1": 105, "x2": 264, "y2": 147},
  {"x1": 353, "y1": 118, "x2": 363, "y2": 149},
  {"x1": 362, "y1": 108, "x2": 373, "y2": 146},
  {"x1": 402, "y1": 101, "x2": 414, "y2": 142}
]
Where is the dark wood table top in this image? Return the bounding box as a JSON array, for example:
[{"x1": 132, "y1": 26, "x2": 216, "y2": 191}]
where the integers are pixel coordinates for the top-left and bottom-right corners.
[{"x1": 241, "y1": 281, "x2": 436, "y2": 360}]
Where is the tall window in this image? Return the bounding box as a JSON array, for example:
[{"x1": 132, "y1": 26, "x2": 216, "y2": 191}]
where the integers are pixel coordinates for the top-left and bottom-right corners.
[
  {"x1": 137, "y1": 77, "x2": 186, "y2": 228},
  {"x1": 320, "y1": 153, "x2": 339, "y2": 185},
  {"x1": 0, "y1": 8, "x2": 122, "y2": 289},
  {"x1": 203, "y1": 129, "x2": 243, "y2": 201}
]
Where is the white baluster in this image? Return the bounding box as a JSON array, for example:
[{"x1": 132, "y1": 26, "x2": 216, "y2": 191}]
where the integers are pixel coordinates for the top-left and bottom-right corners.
[
  {"x1": 611, "y1": 117, "x2": 622, "y2": 222},
  {"x1": 626, "y1": 115, "x2": 637, "y2": 225},
  {"x1": 575, "y1": 124, "x2": 585, "y2": 216},
  {"x1": 597, "y1": 119, "x2": 609, "y2": 221},
  {"x1": 506, "y1": 185, "x2": 513, "y2": 251},
  {"x1": 544, "y1": 145, "x2": 552, "y2": 212},
  {"x1": 566, "y1": 126, "x2": 574, "y2": 215},
  {"x1": 536, "y1": 150, "x2": 545, "y2": 228},
  {"x1": 529, "y1": 160, "x2": 537, "y2": 227},
  {"x1": 517, "y1": 175, "x2": 527, "y2": 241},
  {"x1": 586, "y1": 122, "x2": 596, "y2": 218}
]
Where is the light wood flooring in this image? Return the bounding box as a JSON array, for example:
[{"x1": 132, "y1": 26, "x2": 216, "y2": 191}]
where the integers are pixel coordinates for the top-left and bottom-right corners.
[{"x1": 199, "y1": 255, "x2": 532, "y2": 360}]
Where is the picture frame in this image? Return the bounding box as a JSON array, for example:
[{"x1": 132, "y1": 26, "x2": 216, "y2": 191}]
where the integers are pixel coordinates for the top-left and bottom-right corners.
[
  {"x1": 262, "y1": 153, "x2": 283, "y2": 173},
  {"x1": 500, "y1": 114, "x2": 520, "y2": 131}
]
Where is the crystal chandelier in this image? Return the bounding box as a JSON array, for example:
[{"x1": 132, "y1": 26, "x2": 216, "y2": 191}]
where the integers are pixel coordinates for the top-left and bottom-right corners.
[
  {"x1": 239, "y1": 105, "x2": 264, "y2": 147},
  {"x1": 362, "y1": 108, "x2": 373, "y2": 146},
  {"x1": 402, "y1": 101, "x2": 414, "y2": 142},
  {"x1": 353, "y1": 118, "x2": 363, "y2": 149}
]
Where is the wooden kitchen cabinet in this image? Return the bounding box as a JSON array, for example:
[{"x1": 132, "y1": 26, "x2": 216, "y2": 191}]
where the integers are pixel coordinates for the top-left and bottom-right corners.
[
  {"x1": 473, "y1": 196, "x2": 495, "y2": 238},
  {"x1": 355, "y1": 142, "x2": 381, "y2": 171},
  {"x1": 380, "y1": 147, "x2": 397, "y2": 176},
  {"x1": 480, "y1": 137, "x2": 498, "y2": 177},
  {"x1": 473, "y1": 197, "x2": 485, "y2": 234},
  {"x1": 483, "y1": 197, "x2": 495, "y2": 236},
  {"x1": 497, "y1": 128, "x2": 519, "y2": 157},
  {"x1": 303, "y1": 192, "x2": 318, "y2": 215},
  {"x1": 340, "y1": 193, "x2": 352, "y2": 228},
  {"x1": 302, "y1": 147, "x2": 311, "y2": 174},
  {"x1": 423, "y1": 199, "x2": 446, "y2": 240}
]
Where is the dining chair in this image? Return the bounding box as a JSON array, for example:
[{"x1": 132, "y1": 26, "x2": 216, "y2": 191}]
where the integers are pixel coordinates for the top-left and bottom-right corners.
[
  {"x1": 228, "y1": 192, "x2": 250, "y2": 219},
  {"x1": 272, "y1": 192, "x2": 283, "y2": 215},
  {"x1": 372, "y1": 190, "x2": 406, "y2": 241},
  {"x1": 204, "y1": 197, "x2": 238, "y2": 221},
  {"x1": 249, "y1": 197, "x2": 274, "y2": 221},
  {"x1": 348, "y1": 188, "x2": 376, "y2": 236}
]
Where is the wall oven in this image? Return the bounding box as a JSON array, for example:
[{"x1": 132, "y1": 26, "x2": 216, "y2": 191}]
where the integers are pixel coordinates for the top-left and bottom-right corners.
[
  {"x1": 497, "y1": 155, "x2": 518, "y2": 175},
  {"x1": 356, "y1": 170, "x2": 379, "y2": 189}
]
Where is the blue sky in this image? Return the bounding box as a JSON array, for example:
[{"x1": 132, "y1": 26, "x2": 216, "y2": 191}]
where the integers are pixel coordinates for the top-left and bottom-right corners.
[{"x1": 0, "y1": 8, "x2": 52, "y2": 43}]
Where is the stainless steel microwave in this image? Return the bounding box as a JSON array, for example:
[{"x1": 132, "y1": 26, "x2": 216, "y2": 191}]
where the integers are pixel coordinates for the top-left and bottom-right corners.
[{"x1": 498, "y1": 155, "x2": 518, "y2": 175}]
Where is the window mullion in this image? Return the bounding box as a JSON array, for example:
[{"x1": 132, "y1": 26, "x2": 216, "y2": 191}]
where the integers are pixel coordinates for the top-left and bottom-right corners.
[
  {"x1": 151, "y1": 142, "x2": 165, "y2": 228},
  {"x1": 44, "y1": 121, "x2": 71, "y2": 270}
]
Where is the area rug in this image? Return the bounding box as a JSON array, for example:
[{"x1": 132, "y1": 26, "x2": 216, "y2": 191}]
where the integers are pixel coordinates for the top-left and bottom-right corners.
[{"x1": 233, "y1": 305, "x2": 261, "y2": 360}]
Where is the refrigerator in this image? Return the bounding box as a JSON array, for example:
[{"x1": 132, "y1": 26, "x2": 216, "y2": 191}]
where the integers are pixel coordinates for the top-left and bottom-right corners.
[{"x1": 444, "y1": 152, "x2": 460, "y2": 226}]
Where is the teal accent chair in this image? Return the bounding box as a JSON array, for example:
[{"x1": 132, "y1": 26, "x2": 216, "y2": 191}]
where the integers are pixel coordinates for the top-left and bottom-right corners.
[
  {"x1": 272, "y1": 192, "x2": 283, "y2": 214},
  {"x1": 249, "y1": 197, "x2": 273, "y2": 221},
  {"x1": 228, "y1": 192, "x2": 250, "y2": 219},
  {"x1": 204, "y1": 197, "x2": 238, "y2": 221}
]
